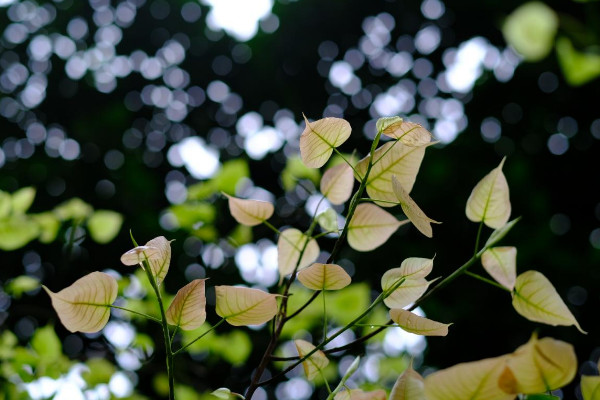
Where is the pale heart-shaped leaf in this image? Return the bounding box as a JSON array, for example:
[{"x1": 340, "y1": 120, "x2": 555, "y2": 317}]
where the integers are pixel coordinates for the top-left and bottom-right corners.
[
  {"x1": 512, "y1": 270, "x2": 585, "y2": 333},
  {"x1": 389, "y1": 363, "x2": 426, "y2": 400},
  {"x1": 320, "y1": 163, "x2": 354, "y2": 205},
  {"x1": 500, "y1": 334, "x2": 577, "y2": 394},
  {"x1": 355, "y1": 141, "x2": 431, "y2": 207},
  {"x1": 347, "y1": 203, "x2": 408, "y2": 251},
  {"x1": 300, "y1": 115, "x2": 352, "y2": 168},
  {"x1": 335, "y1": 389, "x2": 387, "y2": 400},
  {"x1": 582, "y1": 376, "x2": 600, "y2": 400},
  {"x1": 481, "y1": 247, "x2": 517, "y2": 291},
  {"x1": 294, "y1": 339, "x2": 329, "y2": 380},
  {"x1": 120, "y1": 245, "x2": 161, "y2": 266},
  {"x1": 383, "y1": 277, "x2": 431, "y2": 309},
  {"x1": 215, "y1": 286, "x2": 278, "y2": 326},
  {"x1": 277, "y1": 228, "x2": 320, "y2": 279},
  {"x1": 145, "y1": 236, "x2": 172, "y2": 285},
  {"x1": 225, "y1": 194, "x2": 274, "y2": 227},
  {"x1": 166, "y1": 279, "x2": 207, "y2": 330},
  {"x1": 485, "y1": 218, "x2": 520, "y2": 247},
  {"x1": 297, "y1": 263, "x2": 351, "y2": 291},
  {"x1": 392, "y1": 176, "x2": 440, "y2": 238},
  {"x1": 43, "y1": 272, "x2": 117, "y2": 333},
  {"x1": 398, "y1": 257, "x2": 434, "y2": 279},
  {"x1": 376, "y1": 116, "x2": 403, "y2": 133},
  {"x1": 424, "y1": 355, "x2": 514, "y2": 400},
  {"x1": 390, "y1": 308, "x2": 450, "y2": 336},
  {"x1": 210, "y1": 388, "x2": 245, "y2": 399},
  {"x1": 317, "y1": 208, "x2": 339, "y2": 233},
  {"x1": 381, "y1": 120, "x2": 433, "y2": 147},
  {"x1": 465, "y1": 158, "x2": 511, "y2": 229}
]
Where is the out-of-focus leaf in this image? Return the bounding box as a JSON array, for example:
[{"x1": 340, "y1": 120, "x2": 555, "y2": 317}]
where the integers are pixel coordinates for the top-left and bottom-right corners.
[
  {"x1": 213, "y1": 159, "x2": 250, "y2": 195},
  {"x1": 5, "y1": 275, "x2": 40, "y2": 298},
  {"x1": 556, "y1": 36, "x2": 600, "y2": 86},
  {"x1": 87, "y1": 210, "x2": 123, "y2": 244},
  {"x1": 522, "y1": 395, "x2": 560, "y2": 400},
  {"x1": 348, "y1": 203, "x2": 407, "y2": 251},
  {"x1": 277, "y1": 228, "x2": 320, "y2": 279},
  {"x1": 82, "y1": 358, "x2": 116, "y2": 386},
  {"x1": 300, "y1": 115, "x2": 352, "y2": 168},
  {"x1": 0, "y1": 191, "x2": 10, "y2": 218},
  {"x1": 392, "y1": 176, "x2": 440, "y2": 237},
  {"x1": 321, "y1": 163, "x2": 354, "y2": 205},
  {"x1": 481, "y1": 247, "x2": 517, "y2": 291},
  {"x1": 31, "y1": 325, "x2": 61, "y2": 360},
  {"x1": 390, "y1": 308, "x2": 450, "y2": 336},
  {"x1": 389, "y1": 363, "x2": 426, "y2": 400},
  {"x1": 295, "y1": 339, "x2": 329, "y2": 380},
  {"x1": 215, "y1": 286, "x2": 278, "y2": 326},
  {"x1": 10, "y1": 187, "x2": 36, "y2": 214},
  {"x1": 335, "y1": 389, "x2": 386, "y2": 400},
  {"x1": 466, "y1": 158, "x2": 511, "y2": 229},
  {"x1": 166, "y1": 279, "x2": 207, "y2": 330},
  {"x1": 297, "y1": 263, "x2": 351, "y2": 291},
  {"x1": 53, "y1": 198, "x2": 93, "y2": 221},
  {"x1": 0, "y1": 215, "x2": 40, "y2": 251},
  {"x1": 31, "y1": 212, "x2": 60, "y2": 243},
  {"x1": 170, "y1": 203, "x2": 216, "y2": 228},
  {"x1": 228, "y1": 224, "x2": 253, "y2": 247},
  {"x1": 328, "y1": 283, "x2": 370, "y2": 325},
  {"x1": 502, "y1": 2, "x2": 558, "y2": 61},
  {"x1": 225, "y1": 194, "x2": 274, "y2": 226},
  {"x1": 281, "y1": 156, "x2": 321, "y2": 191},
  {"x1": 581, "y1": 376, "x2": 600, "y2": 400},
  {"x1": 317, "y1": 208, "x2": 339, "y2": 233}
]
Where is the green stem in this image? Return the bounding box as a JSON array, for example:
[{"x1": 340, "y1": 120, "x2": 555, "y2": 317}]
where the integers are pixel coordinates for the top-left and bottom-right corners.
[
  {"x1": 173, "y1": 318, "x2": 226, "y2": 356},
  {"x1": 358, "y1": 197, "x2": 401, "y2": 206},
  {"x1": 474, "y1": 220, "x2": 484, "y2": 256},
  {"x1": 322, "y1": 291, "x2": 328, "y2": 341},
  {"x1": 332, "y1": 148, "x2": 360, "y2": 176},
  {"x1": 319, "y1": 369, "x2": 332, "y2": 394},
  {"x1": 464, "y1": 271, "x2": 511, "y2": 292},
  {"x1": 263, "y1": 221, "x2": 281, "y2": 236},
  {"x1": 326, "y1": 357, "x2": 360, "y2": 400},
  {"x1": 109, "y1": 305, "x2": 161, "y2": 323}
]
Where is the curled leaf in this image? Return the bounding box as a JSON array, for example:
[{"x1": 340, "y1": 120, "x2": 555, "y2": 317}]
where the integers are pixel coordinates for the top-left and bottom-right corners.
[
  {"x1": 389, "y1": 362, "x2": 426, "y2": 400},
  {"x1": 215, "y1": 286, "x2": 278, "y2": 326},
  {"x1": 145, "y1": 236, "x2": 173, "y2": 285},
  {"x1": 120, "y1": 245, "x2": 161, "y2": 266},
  {"x1": 320, "y1": 163, "x2": 354, "y2": 205},
  {"x1": 166, "y1": 279, "x2": 207, "y2": 331},
  {"x1": 297, "y1": 263, "x2": 351, "y2": 291},
  {"x1": 277, "y1": 228, "x2": 320, "y2": 279},
  {"x1": 225, "y1": 194, "x2": 274, "y2": 227},
  {"x1": 295, "y1": 339, "x2": 329, "y2": 380},
  {"x1": 390, "y1": 308, "x2": 450, "y2": 336},
  {"x1": 348, "y1": 203, "x2": 408, "y2": 251},
  {"x1": 381, "y1": 119, "x2": 433, "y2": 147},
  {"x1": 466, "y1": 158, "x2": 511, "y2": 229},
  {"x1": 481, "y1": 247, "x2": 517, "y2": 291},
  {"x1": 300, "y1": 115, "x2": 352, "y2": 168},
  {"x1": 392, "y1": 176, "x2": 440, "y2": 237}
]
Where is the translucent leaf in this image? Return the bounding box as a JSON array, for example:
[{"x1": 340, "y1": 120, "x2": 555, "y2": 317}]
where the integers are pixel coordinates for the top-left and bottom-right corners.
[
  {"x1": 145, "y1": 236, "x2": 173, "y2": 285},
  {"x1": 348, "y1": 203, "x2": 407, "y2": 251},
  {"x1": 581, "y1": 376, "x2": 600, "y2": 400},
  {"x1": 0, "y1": 215, "x2": 40, "y2": 251},
  {"x1": 424, "y1": 355, "x2": 513, "y2": 400},
  {"x1": 485, "y1": 218, "x2": 520, "y2": 247},
  {"x1": 465, "y1": 158, "x2": 511, "y2": 229},
  {"x1": 512, "y1": 270, "x2": 585, "y2": 333},
  {"x1": 502, "y1": 2, "x2": 558, "y2": 61},
  {"x1": 389, "y1": 363, "x2": 426, "y2": 400},
  {"x1": 398, "y1": 257, "x2": 434, "y2": 279},
  {"x1": 11, "y1": 187, "x2": 36, "y2": 214},
  {"x1": 225, "y1": 194, "x2": 274, "y2": 226},
  {"x1": 277, "y1": 228, "x2": 320, "y2": 279},
  {"x1": 297, "y1": 263, "x2": 351, "y2": 291},
  {"x1": 390, "y1": 308, "x2": 450, "y2": 336},
  {"x1": 300, "y1": 115, "x2": 352, "y2": 168},
  {"x1": 43, "y1": 271, "x2": 118, "y2": 333},
  {"x1": 556, "y1": 36, "x2": 600, "y2": 86},
  {"x1": 355, "y1": 141, "x2": 430, "y2": 207},
  {"x1": 166, "y1": 279, "x2": 207, "y2": 330},
  {"x1": 381, "y1": 120, "x2": 433, "y2": 147},
  {"x1": 120, "y1": 245, "x2": 161, "y2": 266},
  {"x1": 392, "y1": 176, "x2": 440, "y2": 238},
  {"x1": 215, "y1": 286, "x2": 278, "y2": 326},
  {"x1": 295, "y1": 339, "x2": 329, "y2": 380},
  {"x1": 382, "y1": 275, "x2": 431, "y2": 309},
  {"x1": 320, "y1": 163, "x2": 354, "y2": 205},
  {"x1": 335, "y1": 389, "x2": 387, "y2": 400},
  {"x1": 317, "y1": 208, "x2": 339, "y2": 233},
  {"x1": 87, "y1": 210, "x2": 123, "y2": 244},
  {"x1": 481, "y1": 247, "x2": 517, "y2": 291}
]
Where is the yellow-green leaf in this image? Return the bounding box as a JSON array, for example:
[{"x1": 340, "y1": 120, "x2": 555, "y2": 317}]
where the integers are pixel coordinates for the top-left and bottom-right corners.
[
  {"x1": 466, "y1": 158, "x2": 511, "y2": 229},
  {"x1": 277, "y1": 228, "x2": 320, "y2": 279},
  {"x1": 300, "y1": 115, "x2": 352, "y2": 168},
  {"x1": 11, "y1": 187, "x2": 36, "y2": 214},
  {"x1": 481, "y1": 247, "x2": 517, "y2": 291},
  {"x1": 381, "y1": 120, "x2": 433, "y2": 147},
  {"x1": 43, "y1": 272, "x2": 117, "y2": 333},
  {"x1": 512, "y1": 270, "x2": 585, "y2": 333},
  {"x1": 87, "y1": 210, "x2": 123, "y2": 244},
  {"x1": 145, "y1": 236, "x2": 173, "y2": 285},
  {"x1": 335, "y1": 389, "x2": 386, "y2": 400},
  {"x1": 320, "y1": 163, "x2": 354, "y2": 205},
  {"x1": 297, "y1": 263, "x2": 351, "y2": 291},
  {"x1": 389, "y1": 363, "x2": 426, "y2": 400},
  {"x1": 556, "y1": 36, "x2": 600, "y2": 86},
  {"x1": 392, "y1": 176, "x2": 440, "y2": 238},
  {"x1": 295, "y1": 339, "x2": 329, "y2": 380},
  {"x1": 166, "y1": 279, "x2": 207, "y2": 330},
  {"x1": 390, "y1": 308, "x2": 450, "y2": 336},
  {"x1": 317, "y1": 208, "x2": 339, "y2": 233},
  {"x1": 120, "y1": 245, "x2": 161, "y2": 266},
  {"x1": 31, "y1": 212, "x2": 60, "y2": 243},
  {"x1": 348, "y1": 203, "x2": 407, "y2": 251},
  {"x1": 398, "y1": 257, "x2": 434, "y2": 279},
  {"x1": 0, "y1": 215, "x2": 39, "y2": 251},
  {"x1": 215, "y1": 286, "x2": 278, "y2": 326},
  {"x1": 225, "y1": 194, "x2": 274, "y2": 227},
  {"x1": 582, "y1": 376, "x2": 600, "y2": 400}
]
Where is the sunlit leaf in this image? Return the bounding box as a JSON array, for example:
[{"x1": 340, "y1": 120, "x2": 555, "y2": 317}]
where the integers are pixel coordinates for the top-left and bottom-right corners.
[
  {"x1": 295, "y1": 339, "x2": 329, "y2": 380},
  {"x1": 31, "y1": 212, "x2": 60, "y2": 243},
  {"x1": 556, "y1": 36, "x2": 600, "y2": 86},
  {"x1": 502, "y1": 2, "x2": 558, "y2": 61},
  {"x1": 211, "y1": 387, "x2": 245, "y2": 399},
  {"x1": 348, "y1": 203, "x2": 407, "y2": 251},
  {"x1": 382, "y1": 274, "x2": 431, "y2": 309},
  {"x1": 53, "y1": 198, "x2": 93, "y2": 221},
  {"x1": 215, "y1": 286, "x2": 278, "y2": 326},
  {"x1": 300, "y1": 115, "x2": 352, "y2": 168},
  {"x1": 389, "y1": 362, "x2": 426, "y2": 400},
  {"x1": 31, "y1": 325, "x2": 61, "y2": 359},
  {"x1": 225, "y1": 194, "x2": 274, "y2": 226},
  {"x1": 281, "y1": 156, "x2": 321, "y2": 191},
  {"x1": 355, "y1": 141, "x2": 431, "y2": 206},
  {"x1": 485, "y1": 218, "x2": 520, "y2": 247},
  {"x1": 380, "y1": 119, "x2": 433, "y2": 147},
  {"x1": 398, "y1": 257, "x2": 434, "y2": 279},
  {"x1": 145, "y1": 236, "x2": 173, "y2": 285},
  {"x1": 392, "y1": 176, "x2": 440, "y2": 238},
  {"x1": 317, "y1": 208, "x2": 339, "y2": 233},
  {"x1": 43, "y1": 271, "x2": 118, "y2": 333},
  {"x1": 11, "y1": 187, "x2": 36, "y2": 214},
  {"x1": 582, "y1": 376, "x2": 600, "y2": 400},
  {"x1": 277, "y1": 228, "x2": 320, "y2": 279},
  {"x1": 297, "y1": 263, "x2": 351, "y2": 291},
  {"x1": 481, "y1": 247, "x2": 517, "y2": 291},
  {"x1": 0, "y1": 215, "x2": 40, "y2": 251},
  {"x1": 512, "y1": 270, "x2": 586, "y2": 333},
  {"x1": 120, "y1": 245, "x2": 161, "y2": 266},
  {"x1": 335, "y1": 389, "x2": 387, "y2": 400},
  {"x1": 87, "y1": 210, "x2": 123, "y2": 244},
  {"x1": 320, "y1": 163, "x2": 354, "y2": 205},
  {"x1": 390, "y1": 308, "x2": 450, "y2": 336},
  {"x1": 466, "y1": 158, "x2": 511, "y2": 229},
  {"x1": 166, "y1": 279, "x2": 207, "y2": 330},
  {"x1": 82, "y1": 358, "x2": 117, "y2": 386},
  {"x1": 0, "y1": 191, "x2": 10, "y2": 218}
]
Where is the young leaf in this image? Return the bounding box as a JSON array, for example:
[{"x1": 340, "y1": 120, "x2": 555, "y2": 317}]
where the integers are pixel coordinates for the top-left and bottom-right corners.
[
  {"x1": 390, "y1": 308, "x2": 450, "y2": 336},
  {"x1": 381, "y1": 120, "x2": 433, "y2": 147},
  {"x1": 389, "y1": 362, "x2": 427, "y2": 400},
  {"x1": 166, "y1": 279, "x2": 207, "y2": 331},
  {"x1": 347, "y1": 203, "x2": 408, "y2": 251},
  {"x1": 383, "y1": 276, "x2": 431, "y2": 309},
  {"x1": 277, "y1": 228, "x2": 320, "y2": 279},
  {"x1": 392, "y1": 176, "x2": 440, "y2": 238},
  {"x1": 43, "y1": 271, "x2": 118, "y2": 333},
  {"x1": 11, "y1": 187, "x2": 36, "y2": 214},
  {"x1": 297, "y1": 263, "x2": 351, "y2": 291},
  {"x1": 120, "y1": 245, "x2": 161, "y2": 266},
  {"x1": 294, "y1": 339, "x2": 329, "y2": 380},
  {"x1": 581, "y1": 376, "x2": 600, "y2": 400},
  {"x1": 300, "y1": 115, "x2": 352, "y2": 168},
  {"x1": 335, "y1": 389, "x2": 387, "y2": 400},
  {"x1": 481, "y1": 247, "x2": 517, "y2": 291},
  {"x1": 145, "y1": 236, "x2": 173, "y2": 285},
  {"x1": 215, "y1": 286, "x2": 278, "y2": 326},
  {"x1": 485, "y1": 218, "x2": 520, "y2": 247},
  {"x1": 398, "y1": 257, "x2": 434, "y2": 279},
  {"x1": 512, "y1": 270, "x2": 586, "y2": 333},
  {"x1": 225, "y1": 194, "x2": 274, "y2": 227},
  {"x1": 355, "y1": 141, "x2": 431, "y2": 206},
  {"x1": 465, "y1": 158, "x2": 511, "y2": 229},
  {"x1": 320, "y1": 163, "x2": 354, "y2": 205}
]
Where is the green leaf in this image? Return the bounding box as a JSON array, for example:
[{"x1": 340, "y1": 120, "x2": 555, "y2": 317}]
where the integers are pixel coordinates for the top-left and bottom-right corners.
[
  {"x1": 213, "y1": 159, "x2": 250, "y2": 194},
  {"x1": 4, "y1": 275, "x2": 40, "y2": 298},
  {"x1": 317, "y1": 208, "x2": 339, "y2": 233},
  {"x1": 10, "y1": 187, "x2": 36, "y2": 214},
  {"x1": 170, "y1": 203, "x2": 216, "y2": 229},
  {"x1": 87, "y1": 210, "x2": 123, "y2": 244},
  {"x1": 556, "y1": 36, "x2": 600, "y2": 86},
  {"x1": 31, "y1": 212, "x2": 61, "y2": 243},
  {"x1": 502, "y1": 2, "x2": 558, "y2": 61},
  {"x1": 0, "y1": 215, "x2": 40, "y2": 251},
  {"x1": 53, "y1": 198, "x2": 93, "y2": 221},
  {"x1": 281, "y1": 156, "x2": 321, "y2": 191},
  {"x1": 582, "y1": 375, "x2": 600, "y2": 400},
  {"x1": 31, "y1": 325, "x2": 62, "y2": 360},
  {"x1": 0, "y1": 191, "x2": 10, "y2": 218}
]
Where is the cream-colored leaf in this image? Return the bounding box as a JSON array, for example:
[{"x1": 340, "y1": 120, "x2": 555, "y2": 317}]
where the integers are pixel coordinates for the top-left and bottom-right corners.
[
  {"x1": 424, "y1": 355, "x2": 514, "y2": 400},
  {"x1": 225, "y1": 194, "x2": 274, "y2": 226},
  {"x1": 120, "y1": 245, "x2": 161, "y2": 266},
  {"x1": 294, "y1": 339, "x2": 329, "y2": 380},
  {"x1": 582, "y1": 376, "x2": 600, "y2": 400},
  {"x1": 215, "y1": 286, "x2": 278, "y2": 326},
  {"x1": 297, "y1": 263, "x2": 351, "y2": 291},
  {"x1": 348, "y1": 203, "x2": 408, "y2": 251},
  {"x1": 382, "y1": 270, "x2": 431, "y2": 309},
  {"x1": 166, "y1": 279, "x2": 206, "y2": 331},
  {"x1": 502, "y1": 334, "x2": 577, "y2": 394},
  {"x1": 392, "y1": 176, "x2": 440, "y2": 238},
  {"x1": 145, "y1": 236, "x2": 172, "y2": 285},
  {"x1": 398, "y1": 257, "x2": 434, "y2": 279},
  {"x1": 335, "y1": 389, "x2": 387, "y2": 400},
  {"x1": 277, "y1": 228, "x2": 320, "y2": 279},
  {"x1": 390, "y1": 308, "x2": 450, "y2": 336},
  {"x1": 320, "y1": 163, "x2": 354, "y2": 205},
  {"x1": 389, "y1": 363, "x2": 426, "y2": 400},
  {"x1": 355, "y1": 141, "x2": 431, "y2": 207},
  {"x1": 512, "y1": 270, "x2": 586, "y2": 333},
  {"x1": 382, "y1": 120, "x2": 433, "y2": 147},
  {"x1": 300, "y1": 115, "x2": 352, "y2": 168},
  {"x1": 43, "y1": 272, "x2": 117, "y2": 333},
  {"x1": 465, "y1": 158, "x2": 511, "y2": 229},
  {"x1": 481, "y1": 247, "x2": 517, "y2": 291}
]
